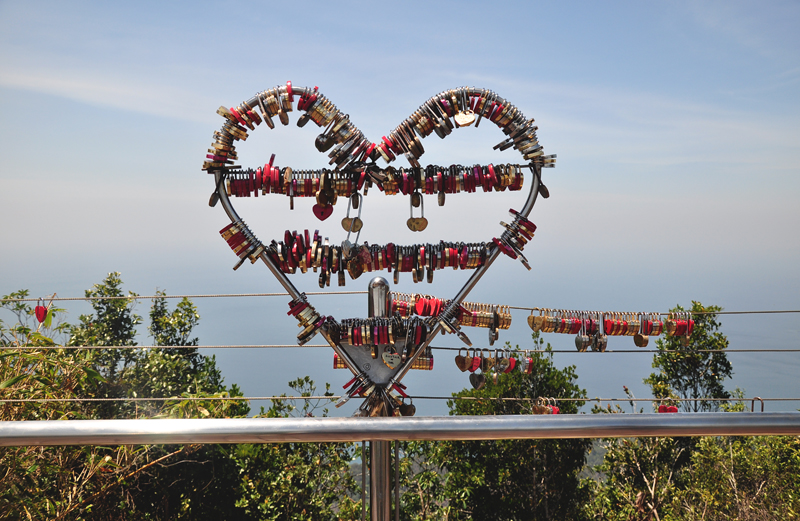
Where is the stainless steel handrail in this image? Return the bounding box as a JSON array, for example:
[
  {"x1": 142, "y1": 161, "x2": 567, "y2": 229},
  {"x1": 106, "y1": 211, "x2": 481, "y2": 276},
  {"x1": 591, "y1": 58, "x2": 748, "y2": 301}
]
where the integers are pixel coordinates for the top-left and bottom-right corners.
[{"x1": 3, "y1": 413, "x2": 798, "y2": 446}]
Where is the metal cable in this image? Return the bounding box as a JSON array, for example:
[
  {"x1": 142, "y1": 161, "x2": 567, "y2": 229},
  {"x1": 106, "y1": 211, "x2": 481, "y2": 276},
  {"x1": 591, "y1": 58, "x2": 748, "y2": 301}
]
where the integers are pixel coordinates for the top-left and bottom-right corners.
[
  {"x1": 2, "y1": 396, "x2": 798, "y2": 404},
  {"x1": 427, "y1": 347, "x2": 800, "y2": 354},
  {"x1": 507, "y1": 306, "x2": 800, "y2": 316},
  {"x1": 4, "y1": 344, "x2": 800, "y2": 353},
  {"x1": 0, "y1": 396, "x2": 341, "y2": 403},
  {"x1": 413, "y1": 397, "x2": 800, "y2": 402},
  {"x1": 2, "y1": 295, "x2": 799, "y2": 317},
  {"x1": 1, "y1": 345, "x2": 331, "y2": 350},
  {"x1": 0, "y1": 291, "x2": 367, "y2": 303}
]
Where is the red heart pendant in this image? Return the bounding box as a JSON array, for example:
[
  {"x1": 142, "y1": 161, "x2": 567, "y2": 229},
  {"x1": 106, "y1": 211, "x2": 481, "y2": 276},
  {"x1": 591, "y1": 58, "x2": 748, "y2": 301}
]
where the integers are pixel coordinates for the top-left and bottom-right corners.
[
  {"x1": 35, "y1": 305, "x2": 47, "y2": 323},
  {"x1": 312, "y1": 204, "x2": 333, "y2": 221}
]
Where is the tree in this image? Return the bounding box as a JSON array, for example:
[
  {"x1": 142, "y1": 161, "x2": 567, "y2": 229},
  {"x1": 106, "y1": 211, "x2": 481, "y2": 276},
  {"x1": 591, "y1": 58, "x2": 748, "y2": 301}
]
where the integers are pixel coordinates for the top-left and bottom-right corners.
[
  {"x1": 124, "y1": 290, "x2": 228, "y2": 418},
  {"x1": 583, "y1": 390, "x2": 687, "y2": 521},
  {"x1": 586, "y1": 303, "x2": 800, "y2": 520},
  {"x1": 149, "y1": 290, "x2": 199, "y2": 348},
  {"x1": 644, "y1": 301, "x2": 732, "y2": 412},
  {"x1": 228, "y1": 377, "x2": 361, "y2": 521},
  {"x1": 0, "y1": 278, "x2": 248, "y2": 520},
  {"x1": 67, "y1": 272, "x2": 141, "y2": 382},
  {"x1": 676, "y1": 435, "x2": 800, "y2": 519},
  {"x1": 2, "y1": 277, "x2": 360, "y2": 520},
  {"x1": 399, "y1": 333, "x2": 592, "y2": 520}
]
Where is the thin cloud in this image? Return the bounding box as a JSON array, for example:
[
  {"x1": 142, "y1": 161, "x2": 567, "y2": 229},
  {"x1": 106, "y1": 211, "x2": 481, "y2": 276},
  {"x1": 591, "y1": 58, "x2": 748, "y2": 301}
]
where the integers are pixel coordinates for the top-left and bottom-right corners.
[{"x1": 0, "y1": 68, "x2": 217, "y2": 124}]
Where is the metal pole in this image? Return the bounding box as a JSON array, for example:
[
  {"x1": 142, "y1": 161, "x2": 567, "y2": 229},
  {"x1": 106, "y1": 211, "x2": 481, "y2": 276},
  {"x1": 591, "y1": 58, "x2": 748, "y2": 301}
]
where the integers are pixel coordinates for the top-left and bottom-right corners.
[
  {"x1": 367, "y1": 276, "x2": 392, "y2": 521},
  {"x1": 4, "y1": 414, "x2": 800, "y2": 446},
  {"x1": 362, "y1": 441, "x2": 367, "y2": 521},
  {"x1": 370, "y1": 437, "x2": 391, "y2": 521},
  {"x1": 394, "y1": 440, "x2": 400, "y2": 521}
]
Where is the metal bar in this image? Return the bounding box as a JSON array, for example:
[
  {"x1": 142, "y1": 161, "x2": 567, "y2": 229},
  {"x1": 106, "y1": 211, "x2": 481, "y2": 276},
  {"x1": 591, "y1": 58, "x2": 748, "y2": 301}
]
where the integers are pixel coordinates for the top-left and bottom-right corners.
[
  {"x1": 370, "y1": 440, "x2": 391, "y2": 521},
  {"x1": 366, "y1": 277, "x2": 393, "y2": 521},
  {"x1": 368, "y1": 277, "x2": 391, "y2": 318},
  {"x1": 394, "y1": 440, "x2": 400, "y2": 521},
  {"x1": 362, "y1": 440, "x2": 367, "y2": 521},
  {"x1": 3, "y1": 413, "x2": 799, "y2": 446}
]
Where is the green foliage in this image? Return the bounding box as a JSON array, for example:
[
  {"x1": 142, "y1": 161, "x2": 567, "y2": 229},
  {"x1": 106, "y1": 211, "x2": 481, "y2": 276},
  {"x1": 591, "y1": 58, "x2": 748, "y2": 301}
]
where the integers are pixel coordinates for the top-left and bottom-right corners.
[
  {"x1": 399, "y1": 333, "x2": 592, "y2": 520},
  {"x1": 0, "y1": 277, "x2": 249, "y2": 520},
  {"x1": 5, "y1": 287, "x2": 798, "y2": 520},
  {"x1": 644, "y1": 302, "x2": 732, "y2": 412},
  {"x1": 586, "y1": 303, "x2": 800, "y2": 520},
  {"x1": 149, "y1": 290, "x2": 199, "y2": 349},
  {"x1": 2, "y1": 277, "x2": 360, "y2": 520},
  {"x1": 584, "y1": 433, "x2": 800, "y2": 521},
  {"x1": 67, "y1": 272, "x2": 142, "y2": 381},
  {"x1": 229, "y1": 378, "x2": 361, "y2": 521},
  {"x1": 583, "y1": 432, "x2": 685, "y2": 520},
  {"x1": 676, "y1": 435, "x2": 800, "y2": 520}
]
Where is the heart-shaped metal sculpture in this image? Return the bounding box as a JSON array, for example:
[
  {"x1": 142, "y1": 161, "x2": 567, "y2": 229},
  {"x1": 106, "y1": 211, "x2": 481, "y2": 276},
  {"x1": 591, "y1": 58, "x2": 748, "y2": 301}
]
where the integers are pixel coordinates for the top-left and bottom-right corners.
[{"x1": 203, "y1": 82, "x2": 556, "y2": 416}]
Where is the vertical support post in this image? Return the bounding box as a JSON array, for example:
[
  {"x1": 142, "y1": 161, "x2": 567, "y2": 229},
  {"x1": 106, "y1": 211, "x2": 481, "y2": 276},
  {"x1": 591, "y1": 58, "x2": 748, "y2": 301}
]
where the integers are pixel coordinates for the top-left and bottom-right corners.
[
  {"x1": 368, "y1": 276, "x2": 391, "y2": 318},
  {"x1": 368, "y1": 277, "x2": 392, "y2": 521},
  {"x1": 370, "y1": 439, "x2": 391, "y2": 521},
  {"x1": 362, "y1": 440, "x2": 367, "y2": 521},
  {"x1": 394, "y1": 440, "x2": 400, "y2": 521}
]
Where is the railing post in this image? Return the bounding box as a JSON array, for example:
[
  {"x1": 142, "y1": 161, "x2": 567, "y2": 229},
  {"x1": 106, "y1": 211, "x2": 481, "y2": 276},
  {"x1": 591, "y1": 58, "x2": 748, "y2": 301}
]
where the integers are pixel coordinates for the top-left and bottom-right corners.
[{"x1": 368, "y1": 277, "x2": 392, "y2": 521}]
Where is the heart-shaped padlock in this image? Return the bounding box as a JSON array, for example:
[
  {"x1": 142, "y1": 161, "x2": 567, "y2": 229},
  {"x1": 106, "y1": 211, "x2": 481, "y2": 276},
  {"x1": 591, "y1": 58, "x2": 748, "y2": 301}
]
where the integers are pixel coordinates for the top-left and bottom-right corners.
[
  {"x1": 469, "y1": 350, "x2": 482, "y2": 373},
  {"x1": 455, "y1": 348, "x2": 471, "y2": 372},
  {"x1": 382, "y1": 348, "x2": 402, "y2": 369},
  {"x1": 481, "y1": 349, "x2": 496, "y2": 372},
  {"x1": 341, "y1": 192, "x2": 363, "y2": 233},
  {"x1": 575, "y1": 334, "x2": 590, "y2": 352},
  {"x1": 34, "y1": 300, "x2": 47, "y2": 324},
  {"x1": 469, "y1": 372, "x2": 486, "y2": 390},
  {"x1": 496, "y1": 354, "x2": 510, "y2": 373},
  {"x1": 592, "y1": 331, "x2": 608, "y2": 352},
  {"x1": 399, "y1": 397, "x2": 416, "y2": 417}
]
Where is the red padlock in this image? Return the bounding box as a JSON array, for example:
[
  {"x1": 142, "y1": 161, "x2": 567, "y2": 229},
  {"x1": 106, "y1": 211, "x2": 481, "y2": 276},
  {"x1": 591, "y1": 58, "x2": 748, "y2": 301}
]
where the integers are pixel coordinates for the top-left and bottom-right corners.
[{"x1": 35, "y1": 301, "x2": 47, "y2": 324}]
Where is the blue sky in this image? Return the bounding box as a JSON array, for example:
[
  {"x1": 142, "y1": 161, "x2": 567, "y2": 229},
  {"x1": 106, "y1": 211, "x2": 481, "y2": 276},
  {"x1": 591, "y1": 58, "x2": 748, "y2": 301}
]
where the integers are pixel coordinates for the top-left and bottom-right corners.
[{"x1": 1, "y1": 0, "x2": 798, "y2": 415}]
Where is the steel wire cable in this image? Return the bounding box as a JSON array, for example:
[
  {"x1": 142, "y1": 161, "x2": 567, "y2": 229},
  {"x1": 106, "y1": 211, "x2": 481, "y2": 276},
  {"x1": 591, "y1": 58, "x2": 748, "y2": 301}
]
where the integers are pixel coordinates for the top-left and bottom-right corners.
[
  {"x1": 507, "y1": 306, "x2": 800, "y2": 316},
  {"x1": 0, "y1": 291, "x2": 368, "y2": 303},
  {"x1": 1, "y1": 396, "x2": 798, "y2": 404},
  {"x1": 0, "y1": 345, "x2": 332, "y2": 350},
  {"x1": 2, "y1": 294, "x2": 799, "y2": 317},
  {"x1": 4, "y1": 344, "x2": 800, "y2": 353}
]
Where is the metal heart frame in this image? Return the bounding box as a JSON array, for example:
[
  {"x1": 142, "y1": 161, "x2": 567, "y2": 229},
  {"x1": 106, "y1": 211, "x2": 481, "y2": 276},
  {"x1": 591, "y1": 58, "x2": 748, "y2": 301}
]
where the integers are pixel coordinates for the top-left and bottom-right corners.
[{"x1": 204, "y1": 83, "x2": 554, "y2": 414}]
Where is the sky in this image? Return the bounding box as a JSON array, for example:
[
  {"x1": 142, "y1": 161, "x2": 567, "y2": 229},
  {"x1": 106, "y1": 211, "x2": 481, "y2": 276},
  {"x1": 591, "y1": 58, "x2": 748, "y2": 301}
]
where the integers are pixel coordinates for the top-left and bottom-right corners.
[{"x1": 1, "y1": 0, "x2": 798, "y2": 416}]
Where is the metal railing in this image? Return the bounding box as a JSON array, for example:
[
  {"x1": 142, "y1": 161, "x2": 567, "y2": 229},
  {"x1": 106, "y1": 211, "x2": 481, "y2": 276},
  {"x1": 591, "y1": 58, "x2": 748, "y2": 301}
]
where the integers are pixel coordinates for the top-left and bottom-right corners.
[{"x1": 2, "y1": 413, "x2": 799, "y2": 447}]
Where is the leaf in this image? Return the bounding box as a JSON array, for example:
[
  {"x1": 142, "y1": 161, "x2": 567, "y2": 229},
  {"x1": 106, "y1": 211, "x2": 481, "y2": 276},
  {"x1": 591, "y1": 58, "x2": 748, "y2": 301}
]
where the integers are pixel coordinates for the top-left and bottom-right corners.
[
  {"x1": 0, "y1": 374, "x2": 27, "y2": 389},
  {"x1": 43, "y1": 309, "x2": 52, "y2": 329},
  {"x1": 197, "y1": 406, "x2": 210, "y2": 417},
  {"x1": 32, "y1": 376, "x2": 53, "y2": 387},
  {"x1": 83, "y1": 367, "x2": 106, "y2": 384}
]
